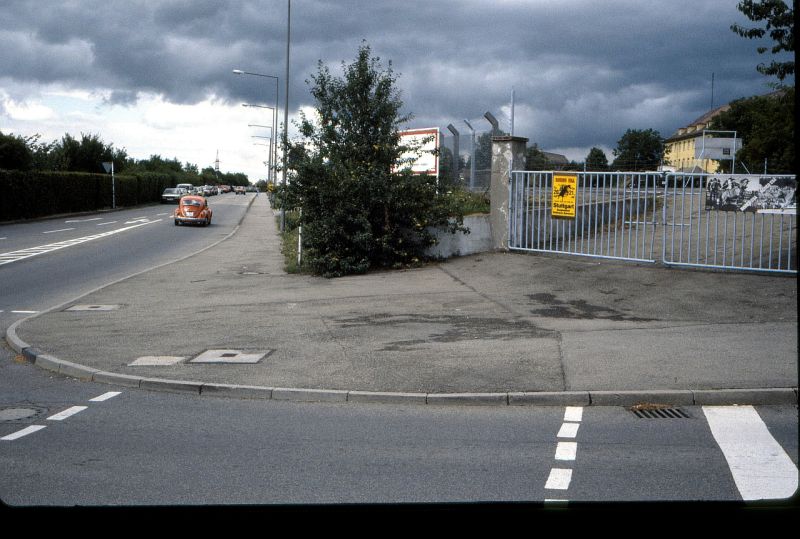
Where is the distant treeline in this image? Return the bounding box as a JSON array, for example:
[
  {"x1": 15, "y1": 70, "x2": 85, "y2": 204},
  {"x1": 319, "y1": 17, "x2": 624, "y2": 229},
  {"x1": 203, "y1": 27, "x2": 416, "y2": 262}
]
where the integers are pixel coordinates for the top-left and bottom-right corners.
[
  {"x1": 0, "y1": 130, "x2": 250, "y2": 186},
  {"x1": 0, "y1": 130, "x2": 250, "y2": 221}
]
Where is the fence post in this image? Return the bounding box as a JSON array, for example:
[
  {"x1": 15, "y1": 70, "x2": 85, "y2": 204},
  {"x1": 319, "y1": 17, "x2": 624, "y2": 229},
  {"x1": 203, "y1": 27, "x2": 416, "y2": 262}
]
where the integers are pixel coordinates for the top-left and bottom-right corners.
[{"x1": 490, "y1": 135, "x2": 528, "y2": 250}]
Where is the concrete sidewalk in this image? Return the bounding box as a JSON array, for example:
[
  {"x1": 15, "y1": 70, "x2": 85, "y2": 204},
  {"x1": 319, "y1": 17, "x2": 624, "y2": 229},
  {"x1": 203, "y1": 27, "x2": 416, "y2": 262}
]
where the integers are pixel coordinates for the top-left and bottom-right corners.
[{"x1": 7, "y1": 196, "x2": 798, "y2": 406}]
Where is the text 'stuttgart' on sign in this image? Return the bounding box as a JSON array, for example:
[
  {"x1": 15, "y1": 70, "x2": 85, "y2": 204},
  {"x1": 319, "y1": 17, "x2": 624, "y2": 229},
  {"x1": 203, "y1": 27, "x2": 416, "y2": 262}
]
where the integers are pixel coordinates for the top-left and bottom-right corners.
[{"x1": 551, "y1": 173, "x2": 577, "y2": 218}]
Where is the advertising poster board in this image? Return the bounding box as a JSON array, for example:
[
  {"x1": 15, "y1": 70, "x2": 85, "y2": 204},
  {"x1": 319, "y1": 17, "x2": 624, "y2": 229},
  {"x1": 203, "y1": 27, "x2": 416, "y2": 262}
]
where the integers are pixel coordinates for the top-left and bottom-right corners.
[
  {"x1": 705, "y1": 175, "x2": 796, "y2": 214},
  {"x1": 396, "y1": 128, "x2": 439, "y2": 177},
  {"x1": 551, "y1": 173, "x2": 577, "y2": 218}
]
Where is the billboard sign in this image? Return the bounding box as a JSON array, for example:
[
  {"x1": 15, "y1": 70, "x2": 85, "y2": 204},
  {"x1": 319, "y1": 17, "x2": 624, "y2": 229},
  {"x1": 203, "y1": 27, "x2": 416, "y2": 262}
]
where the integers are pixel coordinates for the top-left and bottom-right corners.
[
  {"x1": 695, "y1": 137, "x2": 743, "y2": 160},
  {"x1": 397, "y1": 128, "x2": 439, "y2": 177},
  {"x1": 705, "y1": 174, "x2": 796, "y2": 214}
]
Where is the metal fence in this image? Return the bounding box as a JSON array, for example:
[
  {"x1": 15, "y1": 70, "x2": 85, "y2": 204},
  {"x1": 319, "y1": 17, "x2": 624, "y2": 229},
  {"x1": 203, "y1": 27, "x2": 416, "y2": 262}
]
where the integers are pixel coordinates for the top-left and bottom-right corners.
[
  {"x1": 509, "y1": 170, "x2": 797, "y2": 274},
  {"x1": 509, "y1": 171, "x2": 662, "y2": 263},
  {"x1": 662, "y1": 172, "x2": 796, "y2": 274}
]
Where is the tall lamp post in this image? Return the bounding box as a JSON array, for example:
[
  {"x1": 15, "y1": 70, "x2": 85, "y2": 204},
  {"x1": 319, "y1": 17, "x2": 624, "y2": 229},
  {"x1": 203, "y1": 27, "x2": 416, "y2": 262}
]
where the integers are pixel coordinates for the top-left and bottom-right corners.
[
  {"x1": 242, "y1": 103, "x2": 277, "y2": 185},
  {"x1": 233, "y1": 70, "x2": 279, "y2": 193},
  {"x1": 248, "y1": 124, "x2": 274, "y2": 184},
  {"x1": 251, "y1": 134, "x2": 273, "y2": 182}
]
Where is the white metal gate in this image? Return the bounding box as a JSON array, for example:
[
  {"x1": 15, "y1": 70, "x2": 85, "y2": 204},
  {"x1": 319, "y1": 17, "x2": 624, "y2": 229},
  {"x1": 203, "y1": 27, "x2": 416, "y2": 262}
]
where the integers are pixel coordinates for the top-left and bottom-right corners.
[
  {"x1": 509, "y1": 170, "x2": 797, "y2": 274},
  {"x1": 662, "y1": 172, "x2": 796, "y2": 274},
  {"x1": 509, "y1": 171, "x2": 661, "y2": 263}
]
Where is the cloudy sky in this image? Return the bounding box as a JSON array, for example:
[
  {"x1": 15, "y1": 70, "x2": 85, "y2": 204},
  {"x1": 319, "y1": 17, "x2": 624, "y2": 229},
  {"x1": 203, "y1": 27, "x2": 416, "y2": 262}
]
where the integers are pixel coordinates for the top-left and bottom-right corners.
[{"x1": 0, "y1": 0, "x2": 792, "y2": 181}]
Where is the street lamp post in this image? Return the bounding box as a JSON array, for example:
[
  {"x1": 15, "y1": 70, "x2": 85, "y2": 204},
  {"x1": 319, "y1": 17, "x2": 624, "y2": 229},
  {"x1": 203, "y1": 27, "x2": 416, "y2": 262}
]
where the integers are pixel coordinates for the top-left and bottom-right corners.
[
  {"x1": 248, "y1": 124, "x2": 274, "y2": 184},
  {"x1": 242, "y1": 103, "x2": 277, "y2": 186},
  {"x1": 251, "y1": 134, "x2": 273, "y2": 181},
  {"x1": 233, "y1": 69, "x2": 279, "y2": 194}
]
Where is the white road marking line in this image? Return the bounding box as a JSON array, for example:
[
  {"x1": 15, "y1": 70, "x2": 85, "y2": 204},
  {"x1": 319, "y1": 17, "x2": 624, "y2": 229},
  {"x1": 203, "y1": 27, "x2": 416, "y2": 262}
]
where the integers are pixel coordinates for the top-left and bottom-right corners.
[
  {"x1": 564, "y1": 407, "x2": 583, "y2": 422},
  {"x1": 96, "y1": 221, "x2": 118, "y2": 226},
  {"x1": 43, "y1": 228, "x2": 75, "y2": 234},
  {"x1": 544, "y1": 468, "x2": 572, "y2": 490},
  {"x1": 557, "y1": 422, "x2": 580, "y2": 439},
  {"x1": 0, "y1": 219, "x2": 161, "y2": 267},
  {"x1": 2, "y1": 425, "x2": 46, "y2": 441},
  {"x1": 65, "y1": 218, "x2": 102, "y2": 223},
  {"x1": 47, "y1": 406, "x2": 88, "y2": 421},
  {"x1": 89, "y1": 391, "x2": 121, "y2": 402},
  {"x1": 555, "y1": 441, "x2": 578, "y2": 461},
  {"x1": 0, "y1": 237, "x2": 7, "y2": 240},
  {"x1": 11, "y1": 310, "x2": 38, "y2": 314},
  {"x1": 703, "y1": 406, "x2": 798, "y2": 501}
]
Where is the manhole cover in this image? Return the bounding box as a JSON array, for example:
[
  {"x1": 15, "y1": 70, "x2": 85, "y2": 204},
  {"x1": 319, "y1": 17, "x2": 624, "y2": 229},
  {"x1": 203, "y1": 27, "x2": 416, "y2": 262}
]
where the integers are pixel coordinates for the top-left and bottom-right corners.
[
  {"x1": 0, "y1": 406, "x2": 47, "y2": 422},
  {"x1": 65, "y1": 304, "x2": 121, "y2": 311},
  {"x1": 189, "y1": 349, "x2": 270, "y2": 364}
]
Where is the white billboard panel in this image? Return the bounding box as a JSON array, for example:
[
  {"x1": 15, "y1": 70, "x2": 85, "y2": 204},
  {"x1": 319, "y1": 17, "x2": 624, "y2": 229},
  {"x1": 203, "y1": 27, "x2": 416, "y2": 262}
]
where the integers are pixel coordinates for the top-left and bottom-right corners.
[
  {"x1": 397, "y1": 128, "x2": 439, "y2": 177},
  {"x1": 695, "y1": 137, "x2": 743, "y2": 160}
]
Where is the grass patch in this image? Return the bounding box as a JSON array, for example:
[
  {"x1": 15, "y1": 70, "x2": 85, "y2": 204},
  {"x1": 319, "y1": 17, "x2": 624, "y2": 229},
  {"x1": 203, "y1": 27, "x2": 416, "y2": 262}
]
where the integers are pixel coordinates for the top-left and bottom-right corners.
[{"x1": 450, "y1": 188, "x2": 490, "y2": 215}]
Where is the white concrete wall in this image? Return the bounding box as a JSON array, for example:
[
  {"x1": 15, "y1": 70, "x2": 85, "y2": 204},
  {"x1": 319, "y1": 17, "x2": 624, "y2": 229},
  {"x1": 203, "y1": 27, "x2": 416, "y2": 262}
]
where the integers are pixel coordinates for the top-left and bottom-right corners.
[{"x1": 425, "y1": 214, "x2": 493, "y2": 259}]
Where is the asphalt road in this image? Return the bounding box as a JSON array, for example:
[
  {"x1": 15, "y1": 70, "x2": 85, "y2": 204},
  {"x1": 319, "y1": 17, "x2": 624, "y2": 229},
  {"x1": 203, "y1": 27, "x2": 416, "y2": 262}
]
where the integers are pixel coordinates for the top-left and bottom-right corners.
[
  {"x1": 0, "y1": 193, "x2": 253, "y2": 327},
  {"x1": 0, "y1": 193, "x2": 796, "y2": 509}
]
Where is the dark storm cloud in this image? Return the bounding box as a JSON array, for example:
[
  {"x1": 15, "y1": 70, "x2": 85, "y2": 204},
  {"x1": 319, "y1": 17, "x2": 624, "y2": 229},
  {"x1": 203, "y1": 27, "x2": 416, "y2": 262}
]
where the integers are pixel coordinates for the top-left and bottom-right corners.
[{"x1": 1, "y1": 0, "x2": 790, "y2": 153}]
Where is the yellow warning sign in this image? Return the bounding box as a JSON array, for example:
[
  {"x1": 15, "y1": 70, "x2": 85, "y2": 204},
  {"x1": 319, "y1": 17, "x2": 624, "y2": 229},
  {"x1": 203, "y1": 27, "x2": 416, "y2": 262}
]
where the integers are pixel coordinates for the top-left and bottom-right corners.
[{"x1": 551, "y1": 173, "x2": 577, "y2": 218}]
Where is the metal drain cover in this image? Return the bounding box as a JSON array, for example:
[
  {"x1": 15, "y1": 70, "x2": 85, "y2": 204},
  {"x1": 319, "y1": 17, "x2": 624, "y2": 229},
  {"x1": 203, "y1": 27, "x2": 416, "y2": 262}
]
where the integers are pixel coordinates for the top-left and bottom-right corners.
[
  {"x1": 0, "y1": 406, "x2": 47, "y2": 422},
  {"x1": 631, "y1": 407, "x2": 690, "y2": 419},
  {"x1": 189, "y1": 349, "x2": 270, "y2": 364}
]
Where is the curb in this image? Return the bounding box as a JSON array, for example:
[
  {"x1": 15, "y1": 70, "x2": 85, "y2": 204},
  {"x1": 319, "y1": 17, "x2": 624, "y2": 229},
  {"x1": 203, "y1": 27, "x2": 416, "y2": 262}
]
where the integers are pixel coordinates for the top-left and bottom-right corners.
[{"x1": 7, "y1": 339, "x2": 798, "y2": 407}]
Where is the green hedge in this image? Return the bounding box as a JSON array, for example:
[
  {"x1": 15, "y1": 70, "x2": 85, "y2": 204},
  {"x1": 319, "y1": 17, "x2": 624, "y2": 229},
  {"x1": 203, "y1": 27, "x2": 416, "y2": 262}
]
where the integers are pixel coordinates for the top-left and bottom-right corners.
[{"x1": 0, "y1": 169, "x2": 178, "y2": 222}]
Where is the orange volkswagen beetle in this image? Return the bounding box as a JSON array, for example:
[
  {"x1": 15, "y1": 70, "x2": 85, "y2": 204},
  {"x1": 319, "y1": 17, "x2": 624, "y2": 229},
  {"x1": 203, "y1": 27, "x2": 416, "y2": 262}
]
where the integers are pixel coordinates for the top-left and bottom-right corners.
[{"x1": 174, "y1": 195, "x2": 212, "y2": 226}]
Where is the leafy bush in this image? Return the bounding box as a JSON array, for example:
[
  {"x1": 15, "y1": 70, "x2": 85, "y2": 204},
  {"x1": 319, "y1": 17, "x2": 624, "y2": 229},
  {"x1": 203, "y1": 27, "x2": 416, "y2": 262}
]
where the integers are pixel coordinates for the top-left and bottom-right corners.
[{"x1": 282, "y1": 43, "x2": 467, "y2": 278}]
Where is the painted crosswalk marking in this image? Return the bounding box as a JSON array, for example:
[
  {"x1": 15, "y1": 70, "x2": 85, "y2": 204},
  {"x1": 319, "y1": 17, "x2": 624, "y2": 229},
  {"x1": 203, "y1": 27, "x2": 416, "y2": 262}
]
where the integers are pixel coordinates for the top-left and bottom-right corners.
[{"x1": 703, "y1": 405, "x2": 798, "y2": 501}]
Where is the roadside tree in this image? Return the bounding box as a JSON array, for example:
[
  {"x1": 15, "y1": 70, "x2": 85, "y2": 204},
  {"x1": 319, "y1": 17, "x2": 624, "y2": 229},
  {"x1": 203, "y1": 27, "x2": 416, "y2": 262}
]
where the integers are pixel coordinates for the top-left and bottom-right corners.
[
  {"x1": 585, "y1": 147, "x2": 609, "y2": 171},
  {"x1": 611, "y1": 129, "x2": 667, "y2": 171},
  {"x1": 731, "y1": 0, "x2": 795, "y2": 81},
  {"x1": 283, "y1": 43, "x2": 466, "y2": 277}
]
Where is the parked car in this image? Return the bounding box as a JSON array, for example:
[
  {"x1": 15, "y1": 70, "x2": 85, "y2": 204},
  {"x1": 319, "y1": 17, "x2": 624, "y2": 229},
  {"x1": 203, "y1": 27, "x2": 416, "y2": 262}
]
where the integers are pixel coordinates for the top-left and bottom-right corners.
[
  {"x1": 234, "y1": 186, "x2": 246, "y2": 195},
  {"x1": 174, "y1": 195, "x2": 212, "y2": 226},
  {"x1": 161, "y1": 187, "x2": 186, "y2": 203}
]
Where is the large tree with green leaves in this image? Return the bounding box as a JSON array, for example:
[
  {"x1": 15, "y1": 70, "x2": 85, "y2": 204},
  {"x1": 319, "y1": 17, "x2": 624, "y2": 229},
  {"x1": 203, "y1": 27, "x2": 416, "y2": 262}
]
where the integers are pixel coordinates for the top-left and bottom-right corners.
[
  {"x1": 585, "y1": 147, "x2": 609, "y2": 171},
  {"x1": 611, "y1": 129, "x2": 667, "y2": 171},
  {"x1": 0, "y1": 131, "x2": 33, "y2": 170},
  {"x1": 731, "y1": 0, "x2": 795, "y2": 81},
  {"x1": 710, "y1": 86, "x2": 794, "y2": 173},
  {"x1": 283, "y1": 43, "x2": 465, "y2": 277}
]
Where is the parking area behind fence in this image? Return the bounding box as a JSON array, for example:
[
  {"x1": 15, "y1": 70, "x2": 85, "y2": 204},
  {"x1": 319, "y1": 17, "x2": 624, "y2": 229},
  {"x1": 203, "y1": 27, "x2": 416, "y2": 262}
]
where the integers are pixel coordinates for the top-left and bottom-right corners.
[{"x1": 509, "y1": 170, "x2": 796, "y2": 274}]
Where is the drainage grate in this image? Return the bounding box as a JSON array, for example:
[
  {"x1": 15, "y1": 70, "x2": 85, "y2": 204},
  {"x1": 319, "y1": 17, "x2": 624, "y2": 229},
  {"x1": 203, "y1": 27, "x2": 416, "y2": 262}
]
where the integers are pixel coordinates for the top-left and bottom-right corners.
[{"x1": 631, "y1": 407, "x2": 691, "y2": 419}]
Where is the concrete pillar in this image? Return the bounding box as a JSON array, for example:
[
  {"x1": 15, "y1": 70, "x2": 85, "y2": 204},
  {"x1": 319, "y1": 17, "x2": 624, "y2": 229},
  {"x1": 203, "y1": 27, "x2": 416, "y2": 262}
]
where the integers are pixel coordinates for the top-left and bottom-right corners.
[{"x1": 490, "y1": 135, "x2": 528, "y2": 250}]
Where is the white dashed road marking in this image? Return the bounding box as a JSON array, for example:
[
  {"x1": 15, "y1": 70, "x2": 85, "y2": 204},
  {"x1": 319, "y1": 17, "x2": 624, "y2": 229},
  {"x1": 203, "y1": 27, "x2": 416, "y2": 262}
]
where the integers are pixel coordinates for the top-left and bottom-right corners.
[
  {"x1": 89, "y1": 392, "x2": 122, "y2": 402},
  {"x1": 544, "y1": 468, "x2": 573, "y2": 490},
  {"x1": 47, "y1": 406, "x2": 88, "y2": 421},
  {"x1": 2, "y1": 393, "x2": 123, "y2": 442},
  {"x1": 555, "y1": 441, "x2": 578, "y2": 461},
  {"x1": 703, "y1": 405, "x2": 798, "y2": 501},
  {"x1": 2, "y1": 425, "x2": 47, "y2": 441},
  {"x1": 0, "y1": 219, "x2": 160, "y2": 267},
  {"x1": 545, "y1": 406, "x2": 584, "y2": 499},
  {"x1": 557, "y1": 422, "x2": 580, "y2": 439},
  {"x1": 43, "y1": 228, "x2": 75, "y2": 234}
]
